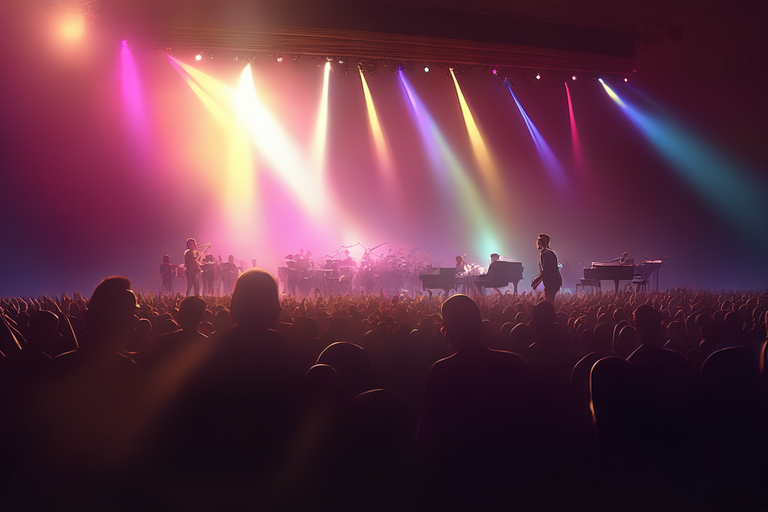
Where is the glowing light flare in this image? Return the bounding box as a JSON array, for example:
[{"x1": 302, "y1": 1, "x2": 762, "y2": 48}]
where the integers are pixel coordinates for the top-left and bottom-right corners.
[
  {"x1": 399, "y1": 71, "x2": 506, "y2": 258},
  {"x1": 449, "y1": 68, "x2": 506, "y2": 211},
  {"x1": 599, "y1": 80, "x2": 768, "y2": 241},
  {"x1": 59, "y1": 13, "x2": 85, "y2": 41},
  {"x1": 235, "y1": 65, "x2": 328, "y2": 218},
  {"x1": 564, "y1": 82, "x2": 584, "y2": 175},
  {"x1": 311, "y1": 61, "x2": 331, "y2": 176},
  {"x1": 505, "y1": 84, "x2": 569, "y2": 191},
  {"x1": 195, "y1": 54, "x2": 202, "y2": 61},
  {"x1": 358, "y1": 68, "x2": 396, "y2": 187}
]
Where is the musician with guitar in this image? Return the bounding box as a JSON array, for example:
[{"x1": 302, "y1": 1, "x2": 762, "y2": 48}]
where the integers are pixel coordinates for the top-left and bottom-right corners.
[{"x1": 184, "y1": 238, "x2": 202, "y2": 296}]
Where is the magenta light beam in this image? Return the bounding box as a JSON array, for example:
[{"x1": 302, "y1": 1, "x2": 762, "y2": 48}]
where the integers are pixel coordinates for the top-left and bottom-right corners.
[
  {"x1": 505, "y1": 83, "x2": 568, "y2": 192},
  {"x1": 564, "y1": 82, "x2": 584, "y2": 175},
  {"x1": 120, "y1": 40, "x2": 149, "y2": 158}
]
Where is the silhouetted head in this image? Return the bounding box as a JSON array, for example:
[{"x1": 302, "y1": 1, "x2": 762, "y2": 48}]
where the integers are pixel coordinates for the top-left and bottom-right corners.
[
  {"x1": 508, "y1": 322, "x2": 533, "y2": 355},
  {"x1": 531, "y1": 300, "x2": 556, "y2": 328},
  {"x1": 28, "y1": 310, "x2": 59, "y2": 349},
  {"x1": 230, "y1": 269, "x2": 281, "y2": 330},
  {"x1": 537, "y1": 233, "x2": 551, "y2": 250},
  {"x1": 489, "y1": 253, "x2": 500, "y2": 262},
  {"x1": 162, "y1": 255, "x2": 170, "y2": 264},
  {"x1": 186, "y1": 238, "x2": 196, "y2": 250},
  {"x1": 634, "y1": 304, "x2": 662, "y2": 344},
  {"x1": 178, "y1": 296, "x2": 207, "y2": 331},
  {"x1": 86, "y1": 276, "x2": 139, "y2": 339},
  {"x1": 667, "y1": 320, "x2": 685, "y2": 343},
  {"x1": 441, "y1": 294, "x2": 482, "y2": 350},
  {"x1": 136, "y1": 317, "x2": 152, "y2": 338},
  {"x1": 317, "y1": 342, "x2": 375, "y2": 398}
]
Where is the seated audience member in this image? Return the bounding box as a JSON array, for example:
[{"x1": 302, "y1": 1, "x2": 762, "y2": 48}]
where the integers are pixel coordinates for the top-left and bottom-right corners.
[
  {"x1": 417, "y1": 294, "x2": 532, "y2": 509},
  {"x1": 142, "y1": 295, "x2": 208, "y2": 372}
]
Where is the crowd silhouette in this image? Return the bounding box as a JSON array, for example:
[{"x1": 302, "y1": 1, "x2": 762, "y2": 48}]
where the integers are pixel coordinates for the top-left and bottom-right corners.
[{"x1": 1, "y1": 270, "x2": 766, "y2": 510}]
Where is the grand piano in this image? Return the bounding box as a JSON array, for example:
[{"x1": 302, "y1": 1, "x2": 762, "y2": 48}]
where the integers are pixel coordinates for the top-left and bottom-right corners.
[
  {"x1": 420, "y1": 261, "x2": 524, "y2": 295},
  {"x1": 583, "y1": 260, "x2": 662, "y2": 292}
]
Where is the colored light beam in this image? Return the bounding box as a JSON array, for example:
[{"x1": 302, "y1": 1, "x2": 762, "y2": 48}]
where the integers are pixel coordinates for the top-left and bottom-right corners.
[
  {"x1": 505, "y1": 83, "x2": 569, "y2": 191},
  {"x1": 120, "y1": 40, "x2": 149, "y2": 157},
  {"x1": 599, "y1": 79, "x2": 768, "y2": 241},
  {"x1": 311, "y1": 62, "x2": 331, "y2": 177},
  {"x1": 564, "y1": 82, "x2": 584, "y2": 175},
  {"x1": 166, "y1": 56, "x2": 233, "y2": 128},
  {"x1": 449, "y1": 69, "x2": 506, "y2": 211},
  {"x1": 358, "y1": 68, "x2": 396, "y2": 188},
  {"x1": 166, "y1": 55, "x2": 235, "y2": 108},
  {"x1": 164, "y1": 55, "x2": 259, "y2": 246},
  {"x1": 235, "y1": 65, "x2": 327, "y2": 217},
  {"x1": 399, "y1": 71, "x2": 504, "y2": 259}
]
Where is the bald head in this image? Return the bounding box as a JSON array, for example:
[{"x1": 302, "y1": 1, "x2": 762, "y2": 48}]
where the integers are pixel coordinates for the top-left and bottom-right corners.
[
  {"x1": 441, "y1": 294, "x2": 482, "y2": 349},
  {"x1": 230, "y1": 268, "x2": 281, "y2": 330}
]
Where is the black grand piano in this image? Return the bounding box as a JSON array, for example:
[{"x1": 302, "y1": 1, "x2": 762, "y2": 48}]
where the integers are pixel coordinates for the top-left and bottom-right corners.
[
  {"x1": 420, "y1": 261, "x2": 524, "y2": 295},
  {"x1": 583, "y1": 260, "x2": 662, "y2": 292}
]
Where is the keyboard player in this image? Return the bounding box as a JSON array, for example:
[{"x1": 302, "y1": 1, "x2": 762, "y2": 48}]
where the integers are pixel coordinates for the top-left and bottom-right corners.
[{"x1": 473, "y1": 253, "x2": 502, "y2": 295}]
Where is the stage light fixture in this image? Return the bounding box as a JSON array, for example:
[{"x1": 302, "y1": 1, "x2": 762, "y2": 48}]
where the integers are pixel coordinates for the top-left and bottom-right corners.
[
  {"x1": 492, "y1": 68, "x2": 498, "y2": 75},
  {"x1": 424, "y1": 65, "x2": 430, "y2": 72},
  {"x1": 339, "y1": 59, "x2": 344, "y2": 64},
  {"x1": 276, "y1": 55, "x2": 283, "y2": 63},
  {"x1": 195, "y1": 53, "x2": 202, "y2": 61},
  {"x1": 536, "y1": 72, "x2": 541, "y2": 80},
  {"x1": 624, "y1": 77, "x2": 629, "y2": 82},
  {"x1": 571, "y1": 75, "x2": 577, "y2": 81}
]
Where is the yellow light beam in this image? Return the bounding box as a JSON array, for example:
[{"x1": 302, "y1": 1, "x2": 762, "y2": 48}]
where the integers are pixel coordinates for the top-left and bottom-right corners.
[
  {"x1": 235, "y1": 65, "x2": 326, "y2": 217},
  {"x1": 311, "y1": 62, "x2": 331, "y2": 177},
  {"x1": 450, "y1": 68, "x2": 505, "y2": 209},
  {"x1": 359, "y1": 68, "x2": 395, "y2": 186}
]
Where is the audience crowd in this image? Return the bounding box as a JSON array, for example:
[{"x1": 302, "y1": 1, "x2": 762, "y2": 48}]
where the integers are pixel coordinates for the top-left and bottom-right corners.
[{"x1": 1, "y1": 271, "x2": 766, "y2": 510}]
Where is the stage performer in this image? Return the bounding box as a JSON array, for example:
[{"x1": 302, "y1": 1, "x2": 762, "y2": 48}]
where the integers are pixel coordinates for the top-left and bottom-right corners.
[
  {"x1": 184, "y1": 238, "x2": 202, "y2": 296},
  {"x1": 531, "y1": 233, "x2": 562, "y2": 304},
  {"x1": 159, "y1": 255, "x2": 175, "y2": 296}
]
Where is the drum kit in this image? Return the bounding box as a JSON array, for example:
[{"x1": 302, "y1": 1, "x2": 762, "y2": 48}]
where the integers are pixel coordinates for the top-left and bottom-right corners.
[{"x1": 277, "y1": 243, "x2": 433, "y2": 297}]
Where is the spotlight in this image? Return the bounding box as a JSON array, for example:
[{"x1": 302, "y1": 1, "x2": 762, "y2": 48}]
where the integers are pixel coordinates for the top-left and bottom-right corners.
[
  {"x1": 276, "y1": 55, "x2": 283, "y2": 63},
  {"x1": 502, "y1": 77, "x2": 512, "y2": 87},
  {"x1": 339, "y1": 59, "x2": 344, "y2": 64},
  {"x1": 624, "y1": 77, "x2": 628, "y2": 82},
  {"x1": 571, "y1": 75, "x2": 577, "y2": 81},
  {"x1": 598, "y1": 78, "x2": 604, "y2": 83},
  {"x1": 492, "y1": 68, "x2": 497, "y2": 75},
  {"x1": 424, "y1": 65, "x2": 430, "y2": 72},
  {"x1": 210, "y1": 54, "x2": 214, "y2": 59},
  {"x1": 535, "y1": 72, "x2": 541, "y2": 80},
  {"x1": 195, "y1": 53, "x2": 202, "y2": 61}
]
